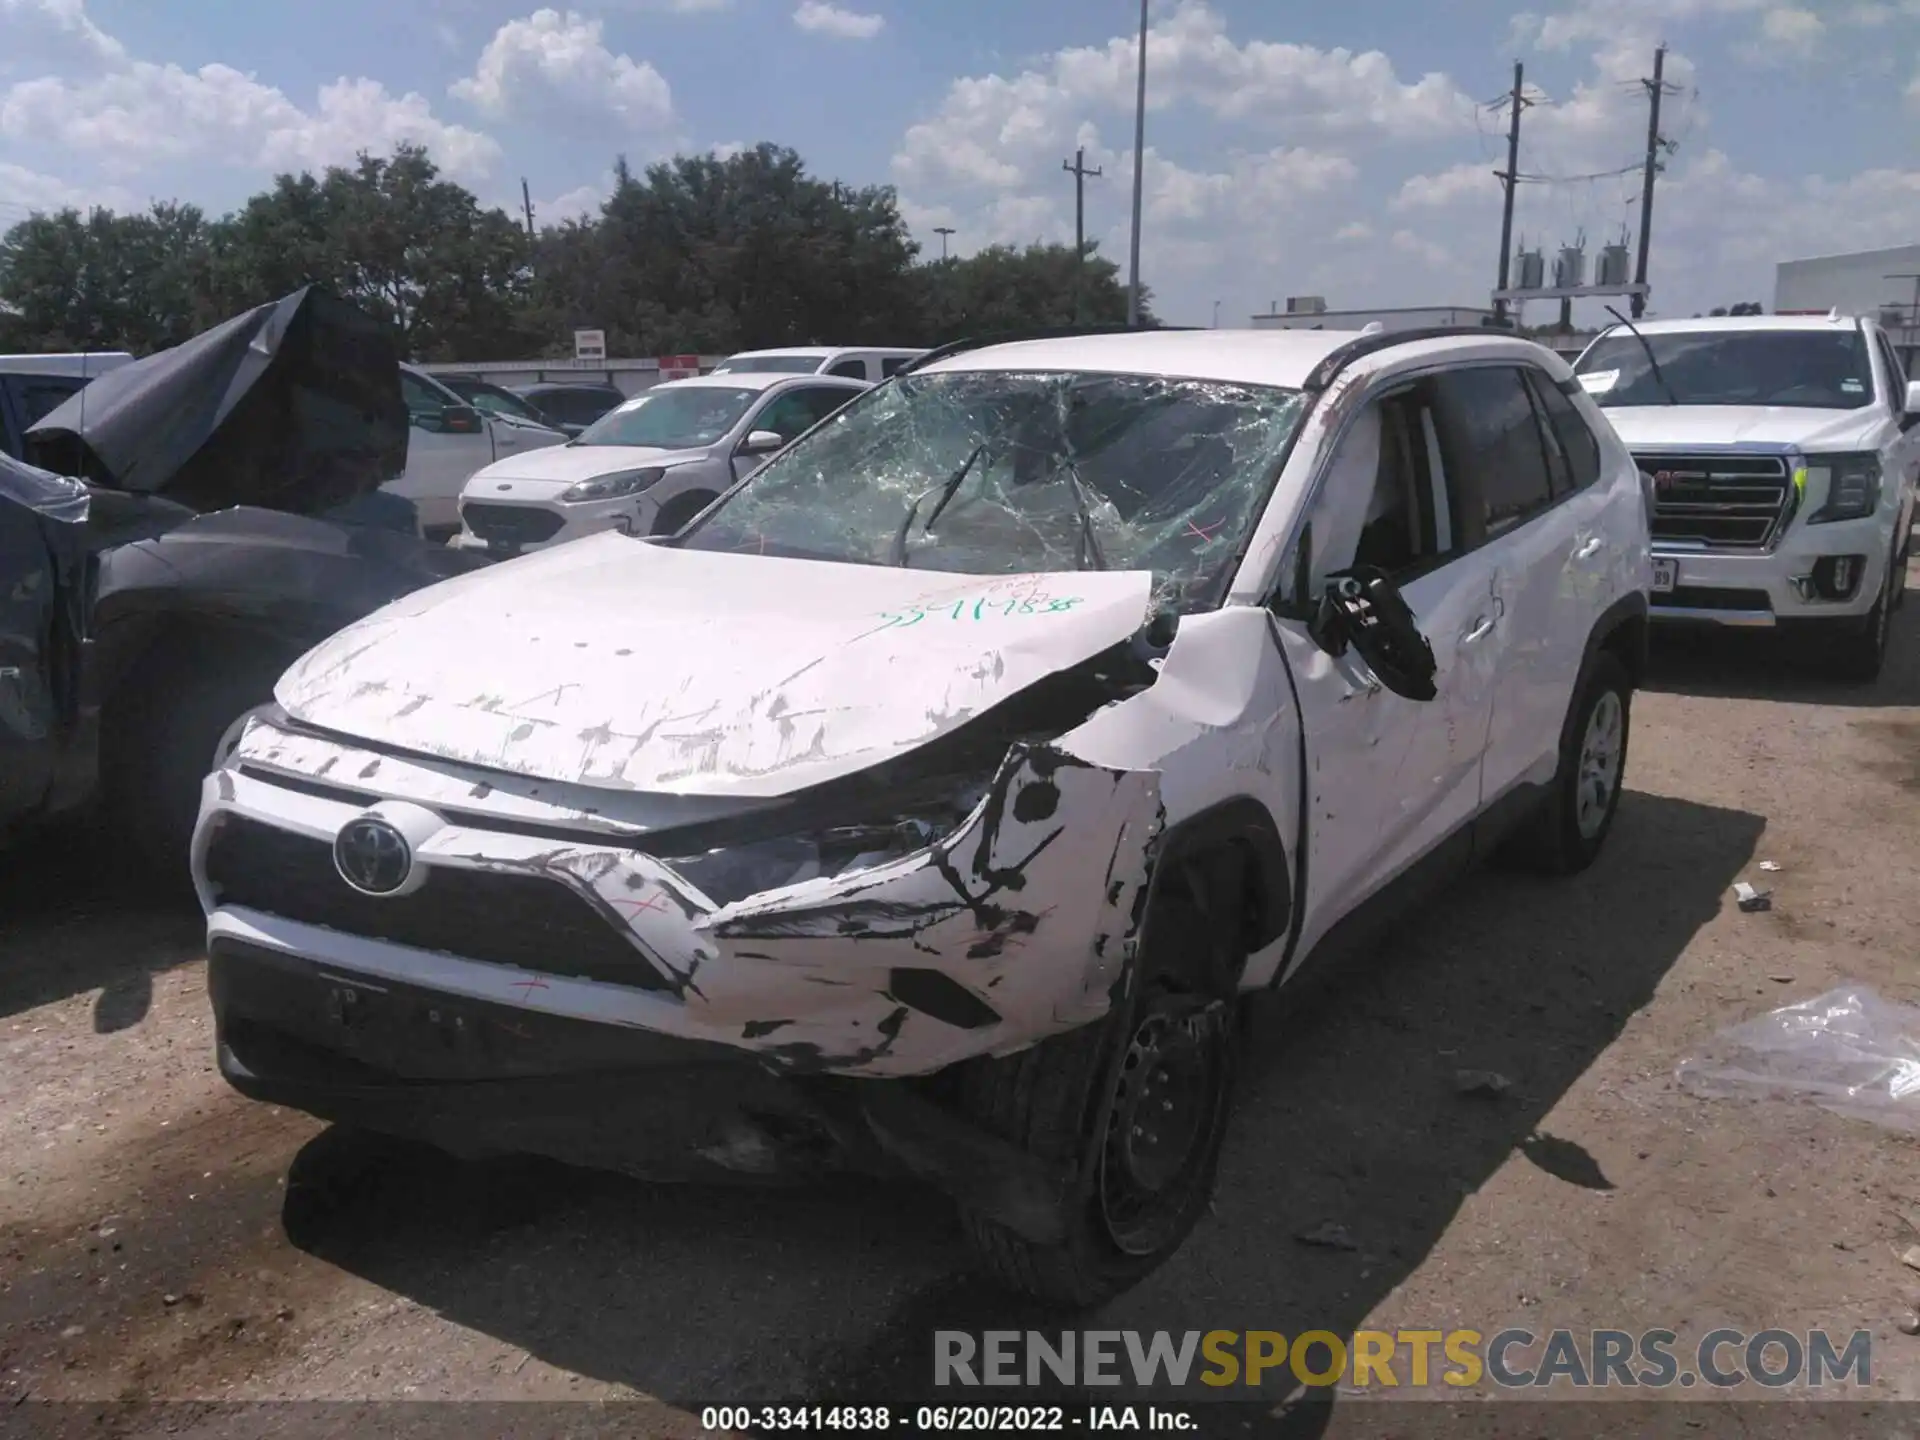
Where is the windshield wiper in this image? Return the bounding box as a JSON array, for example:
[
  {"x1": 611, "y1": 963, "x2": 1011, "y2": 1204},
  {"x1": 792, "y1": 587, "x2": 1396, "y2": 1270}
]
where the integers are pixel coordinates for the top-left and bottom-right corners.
[
  {"x1": 1604, "y1": 304, "x2": 1680, "y2": 406},
  {"x1": 1055, "y1": 458, "x2": 1109, "y2": 571},
  {"x1": 888, "y1": 442, "x2": 988, "y2": 566}
]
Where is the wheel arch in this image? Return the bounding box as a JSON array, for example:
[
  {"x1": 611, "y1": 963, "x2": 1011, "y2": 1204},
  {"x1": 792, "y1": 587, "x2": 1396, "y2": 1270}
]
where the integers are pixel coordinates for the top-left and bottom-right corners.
[{"x1": 1139, "y1": 795, "x2": 1293, "y2": 998}]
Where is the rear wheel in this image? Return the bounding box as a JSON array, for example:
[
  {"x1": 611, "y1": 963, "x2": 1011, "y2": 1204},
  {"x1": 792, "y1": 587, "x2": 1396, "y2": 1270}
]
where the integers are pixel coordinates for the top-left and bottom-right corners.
[
  {"x1": 651, "y1": 491, "x2": 718, "y2": 538},
  {"x1": 953, "y1": 894, "x2": 1238, "y2": 1307},
  {"x1": 1502, "y1": 650, "x2": 1632, "y2": 876}
]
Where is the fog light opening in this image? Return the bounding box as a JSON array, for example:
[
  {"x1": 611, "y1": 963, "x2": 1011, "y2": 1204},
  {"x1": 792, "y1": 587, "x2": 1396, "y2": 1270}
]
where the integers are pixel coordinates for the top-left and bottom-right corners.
[{"x1": 1811, "y1": 555, "x2": 1866, "y2": 601}]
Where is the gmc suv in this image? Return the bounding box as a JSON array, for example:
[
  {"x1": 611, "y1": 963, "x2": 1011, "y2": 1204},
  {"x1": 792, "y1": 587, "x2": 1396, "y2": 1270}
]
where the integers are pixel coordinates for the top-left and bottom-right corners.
[
  {"x1": 194, "y1": 327, "x2": 1651, "y2": 1305},
  {"x1": 1574, "y1": 313, "x2": 1919, "y2": 681}
]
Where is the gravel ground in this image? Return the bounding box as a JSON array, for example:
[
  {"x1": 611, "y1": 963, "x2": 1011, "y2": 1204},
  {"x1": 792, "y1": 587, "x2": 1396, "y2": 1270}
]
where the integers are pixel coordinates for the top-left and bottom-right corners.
[{"x1": 3, "y1": 570, "x2": 1919, "y2": 1438}]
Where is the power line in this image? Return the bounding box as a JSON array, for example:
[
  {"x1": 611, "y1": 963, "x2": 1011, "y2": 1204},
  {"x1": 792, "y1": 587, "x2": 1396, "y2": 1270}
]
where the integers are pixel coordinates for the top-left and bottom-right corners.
[{"x1": 1493, "y1": 61, "x2": 1531, "y2": 324}]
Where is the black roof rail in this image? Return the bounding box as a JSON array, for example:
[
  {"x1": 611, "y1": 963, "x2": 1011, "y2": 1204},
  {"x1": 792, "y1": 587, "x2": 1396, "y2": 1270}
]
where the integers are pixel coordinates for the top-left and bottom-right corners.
[
  {"x1": 1300, "y1": 323, "x2": 1530, "y2": 393},
  {"x1": 899, "y1": 322, "x2": 1206, "y2": 375}
]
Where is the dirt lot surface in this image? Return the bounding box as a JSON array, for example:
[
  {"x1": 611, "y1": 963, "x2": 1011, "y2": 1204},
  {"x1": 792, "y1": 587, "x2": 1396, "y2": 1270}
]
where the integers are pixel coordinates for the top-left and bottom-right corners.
[{"x1": 4, "y1": 571, "x2": 1920, "y2": 1438}]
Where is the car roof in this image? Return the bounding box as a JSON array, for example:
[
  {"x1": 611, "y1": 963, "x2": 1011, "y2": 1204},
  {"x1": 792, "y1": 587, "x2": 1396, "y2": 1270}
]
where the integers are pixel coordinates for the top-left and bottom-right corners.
[
  {"x1": 514, "y1": 380, "x2": 625, "y2": 394},
  {"x1": 914, "y1": 329, "x2": 1452, "y2": 390},
  {"x1": 1596, "y1": 314, "x2": 1863, "y2": 337},
  {"x1": 649, "y1": 372, "x2": 871, "y2": 393},
  {"x1": 722, "y1": 346, "x2": 923, "y2": 360}
]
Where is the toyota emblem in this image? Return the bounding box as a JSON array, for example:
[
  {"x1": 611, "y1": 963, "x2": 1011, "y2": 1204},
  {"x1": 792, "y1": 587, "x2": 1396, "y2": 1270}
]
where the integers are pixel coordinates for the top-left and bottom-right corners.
[{"x1": 333, "y1": 816, "x2": 413, "y2": 896}]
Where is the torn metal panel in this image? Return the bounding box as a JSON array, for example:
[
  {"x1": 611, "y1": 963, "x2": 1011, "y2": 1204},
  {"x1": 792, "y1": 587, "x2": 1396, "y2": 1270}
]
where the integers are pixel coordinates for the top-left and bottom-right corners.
[
  {"x1": 205, "y1": 719, "x2": 1163, "y2": 1078},
  {"x1": 274, "y1": 537, "x2": 1156, "y2": 799},
  {"x1": 1056, "y1": 605, "x2": 1303, "y2": 989}
]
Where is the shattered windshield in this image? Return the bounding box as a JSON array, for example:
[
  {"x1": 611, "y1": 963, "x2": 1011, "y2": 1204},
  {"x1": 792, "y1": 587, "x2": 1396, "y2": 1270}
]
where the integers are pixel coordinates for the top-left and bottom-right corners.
[
  {"x1": 572, "y1": 385, "x2": 759, "y2": 448},
  {"x1": 678, "y1": 368, "x2": 1307, "y2": 612}
]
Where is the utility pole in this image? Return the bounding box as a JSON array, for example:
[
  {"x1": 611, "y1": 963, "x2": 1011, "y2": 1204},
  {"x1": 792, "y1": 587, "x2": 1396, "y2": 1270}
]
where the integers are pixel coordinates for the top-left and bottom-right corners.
[
  {"x1": 1888, "y1": 272, "x2": 1920, "y2": 369},
  {"x1": 1492, "y1": 62, "x2": 1528, "y2": 325},
  {"x1": 1631, "y1": 45, "x2": 1677, "y2": 319},
  {"x1": 521, "y1": 178, "x2": 535, "y2": 239},
  {"x1": 934, "y1": 226, "x2": 955, "y2": 261},
  {"x1": 1062, "y1": 147, "x2": 1104, "y2": 322},
  {"x1": 1126, "y1": 0, "x2": 1148, "y2": 328}
]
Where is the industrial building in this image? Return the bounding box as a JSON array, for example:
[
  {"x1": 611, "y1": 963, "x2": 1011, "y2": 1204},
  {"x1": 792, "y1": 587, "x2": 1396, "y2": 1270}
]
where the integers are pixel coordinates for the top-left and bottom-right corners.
[{"x1": 1775, "y1": 243, "x2": 1920, "y2": 369}]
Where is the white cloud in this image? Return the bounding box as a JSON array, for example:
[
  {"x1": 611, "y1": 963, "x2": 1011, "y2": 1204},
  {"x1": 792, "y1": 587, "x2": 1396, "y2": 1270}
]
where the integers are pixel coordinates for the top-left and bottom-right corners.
[
  {"x1": 1760, "y1": 6, "x2": 1824, "y2": 43},
  {"x1": 0, "y1": 160, "x2": 135, "y2": 215},
  {"x1": 1334, "y1": 220, "x2": 1374, "y2": 241},
  {"x1": 451, "y1": 9, "x2": 675, "y2": 131},
  {"x1": 1390, "y1": 162, "x2": 1498, "y2": 211},
  {"x1": 1, "y1": 0, "x2": 123, "y2": 66},
  {"x1": 2, "y1": 64, "x2": 502, "y2": 180},
  {"x1": 792, "y1": 3, "x2": 885, "y2": 39},
  {"x1": 535, "y1": 182, "x2": 604, "y2": 223}
]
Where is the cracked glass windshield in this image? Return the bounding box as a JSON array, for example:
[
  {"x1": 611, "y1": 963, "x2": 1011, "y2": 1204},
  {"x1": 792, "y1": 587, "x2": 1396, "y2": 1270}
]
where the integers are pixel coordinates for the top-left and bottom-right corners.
[{"x1": 678, "y1": 368, "x2": 1306, "y2": 611}]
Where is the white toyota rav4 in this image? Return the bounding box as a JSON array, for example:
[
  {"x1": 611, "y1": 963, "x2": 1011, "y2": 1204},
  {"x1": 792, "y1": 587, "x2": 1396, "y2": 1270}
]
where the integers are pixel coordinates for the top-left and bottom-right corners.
[
  {"x1": 194, "y1": 327, "x2": 1651, "y2": 1305},
  {"x1": 1573, "y1": 313, "x2": 1919, "y2": 681}
]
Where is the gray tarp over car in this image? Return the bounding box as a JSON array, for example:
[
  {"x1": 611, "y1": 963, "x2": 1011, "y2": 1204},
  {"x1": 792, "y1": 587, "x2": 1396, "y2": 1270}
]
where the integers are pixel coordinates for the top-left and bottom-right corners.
[{"x1": 24, "y1": 286, "x2": 408, "y2": 518}]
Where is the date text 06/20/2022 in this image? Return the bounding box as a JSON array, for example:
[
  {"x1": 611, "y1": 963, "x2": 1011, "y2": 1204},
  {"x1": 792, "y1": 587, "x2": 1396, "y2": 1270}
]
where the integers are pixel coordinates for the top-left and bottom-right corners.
[{"x1": 699, "y1": 1406, "x2": 1196, "y2": 1432}]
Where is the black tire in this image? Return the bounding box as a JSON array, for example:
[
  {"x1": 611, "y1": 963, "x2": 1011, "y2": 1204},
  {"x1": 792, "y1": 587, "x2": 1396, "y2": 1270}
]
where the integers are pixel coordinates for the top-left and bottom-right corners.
[
  {"x1": 1502, "y1": 650, "x2": 1632, "y2": 877},
  {"x1": 651, "y1": 491, "x2": 717, "y2": 538},
  {"x1": 953, "y1": 894, "x2": 1238, "y2": 1308},
  {"x1": 1828, "y1": 560, "x2": 1894, "y2": 686},
  {"x1": 103, "y1": 637, "x2": 291, "y2": 890}
]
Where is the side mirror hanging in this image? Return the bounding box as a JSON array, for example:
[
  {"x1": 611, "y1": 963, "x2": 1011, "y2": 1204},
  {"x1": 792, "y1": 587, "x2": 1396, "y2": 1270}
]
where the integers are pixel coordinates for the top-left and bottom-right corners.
[{"x1": 1314, "y1": 566, "x2": 1440, "y2": 703}]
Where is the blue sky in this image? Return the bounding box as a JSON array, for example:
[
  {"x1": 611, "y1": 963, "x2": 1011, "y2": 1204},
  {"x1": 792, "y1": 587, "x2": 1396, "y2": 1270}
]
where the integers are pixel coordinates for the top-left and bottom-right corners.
[{"x1": 4, "y1": 0, "x2": 1918, "y2": 334}]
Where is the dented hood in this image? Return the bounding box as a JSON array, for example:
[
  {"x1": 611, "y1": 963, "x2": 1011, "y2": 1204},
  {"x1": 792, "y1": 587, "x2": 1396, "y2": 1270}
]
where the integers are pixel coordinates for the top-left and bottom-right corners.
[{"x1": 275, "y1": 533, "x2": 1154, "y2": 798}]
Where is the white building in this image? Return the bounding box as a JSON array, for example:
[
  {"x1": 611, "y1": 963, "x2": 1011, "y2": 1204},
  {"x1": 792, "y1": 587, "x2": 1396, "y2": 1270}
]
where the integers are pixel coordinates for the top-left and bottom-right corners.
[
  {"x1": 1249, "y1": 299, "x2": 1499, "y2": 333},
  {"x1": 1774, "y1": 243, "x2": 1920, "y2": 368}
]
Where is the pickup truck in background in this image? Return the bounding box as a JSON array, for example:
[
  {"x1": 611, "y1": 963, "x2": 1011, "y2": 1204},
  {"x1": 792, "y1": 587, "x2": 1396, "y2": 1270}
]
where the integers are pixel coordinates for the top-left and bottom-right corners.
[{"x1": 1573, "y1": 313, "x2": 1919, "y2": 681}]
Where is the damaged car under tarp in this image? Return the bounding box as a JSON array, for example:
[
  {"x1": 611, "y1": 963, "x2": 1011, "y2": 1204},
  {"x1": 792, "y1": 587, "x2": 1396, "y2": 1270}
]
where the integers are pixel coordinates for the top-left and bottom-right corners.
[{"x1": 0, "y1": 286, "x2": 486, "y2": 871}]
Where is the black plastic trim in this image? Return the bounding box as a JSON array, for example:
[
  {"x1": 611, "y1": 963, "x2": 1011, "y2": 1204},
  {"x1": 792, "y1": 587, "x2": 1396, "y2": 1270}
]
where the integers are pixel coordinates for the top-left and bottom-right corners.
[
  {"x1": 1300, "y1": 323, "x2": 1522, "y2": 393},
  {"x1": 1150, "y1": 794, "x2": 1294, "y2": 953}
]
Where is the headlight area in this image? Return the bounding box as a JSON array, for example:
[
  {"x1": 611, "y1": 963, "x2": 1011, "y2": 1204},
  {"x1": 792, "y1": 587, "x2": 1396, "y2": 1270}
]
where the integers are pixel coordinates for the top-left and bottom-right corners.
[
  {"x1": 659, "y1": 778, "x2": 994, "y2": 908},
  {"x1": 561, "y1": 467, "x2": 666, "y2": 503},
  {"x1": 1803, "y1": 453, "x2": 1881, "y2": 524}
]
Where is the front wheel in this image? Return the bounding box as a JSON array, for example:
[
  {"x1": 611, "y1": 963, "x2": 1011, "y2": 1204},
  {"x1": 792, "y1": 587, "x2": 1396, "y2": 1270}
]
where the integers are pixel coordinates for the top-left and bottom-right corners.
[
  {"x1": 1827, "y1": 559, "x2": 1895, "y2": 685},
  {"x1": 651, "y1": 491, "x2": 718, "y2": 538},
  {"x1": 952, "y1": 896, "x2": 1238, "y2": 1307}
]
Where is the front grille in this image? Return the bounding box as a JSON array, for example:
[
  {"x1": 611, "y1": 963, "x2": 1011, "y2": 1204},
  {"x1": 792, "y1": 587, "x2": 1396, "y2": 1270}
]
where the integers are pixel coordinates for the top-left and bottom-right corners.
[
  {"x1": 204, "y1": 815, "x2": 675, "y2": 991},
  {"x1": 1653, "y1": 586, "x2": 1773, "y2": 612},
  {"x1": 461, "y1": 502, "x2": 564, "y2": 546},
  {"x1": 1636, "y1": 452, "x2": 1792, "y2": 550}
]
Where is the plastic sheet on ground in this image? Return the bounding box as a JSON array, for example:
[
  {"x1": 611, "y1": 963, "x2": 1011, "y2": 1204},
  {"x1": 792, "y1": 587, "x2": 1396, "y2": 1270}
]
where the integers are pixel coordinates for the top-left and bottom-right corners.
[{"x1": 1676, "y1": 985, "x2": 1920, "y2": 1134}]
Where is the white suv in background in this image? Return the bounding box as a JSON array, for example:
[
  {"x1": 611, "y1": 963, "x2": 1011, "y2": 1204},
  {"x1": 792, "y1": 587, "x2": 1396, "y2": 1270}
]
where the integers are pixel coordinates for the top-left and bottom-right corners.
[
  {"x1": 708, "y1": 346, "x2": 925, "y2": 383},
  {"x1": 382, "y1": 364, "x2": 568, "y2": 540},
  {"x1": 452, "y1": 372, "x2": 868, "y2": 556},
  {"x1": 1574, "y1": 314, "x2": 1919, "y2": 680},
  {"x1": 195, "y1": 326, "x2": 1649, "y2": 1306}
]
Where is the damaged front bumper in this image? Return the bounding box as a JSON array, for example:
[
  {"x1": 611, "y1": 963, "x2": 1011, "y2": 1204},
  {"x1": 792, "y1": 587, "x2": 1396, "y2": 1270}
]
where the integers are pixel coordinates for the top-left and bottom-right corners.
[{"x1": 194, "y1": 716, "x2": 1164, "y2": 1083}]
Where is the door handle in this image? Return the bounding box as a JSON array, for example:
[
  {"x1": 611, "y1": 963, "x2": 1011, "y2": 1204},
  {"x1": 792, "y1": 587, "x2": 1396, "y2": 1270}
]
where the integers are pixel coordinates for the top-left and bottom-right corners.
[
  {"x1": 1575, "y1": 536, "x2": 1604, "y2": 560},
  {"x1": 1461, "y1": 615, "x2": 1494, "y2": 644}
]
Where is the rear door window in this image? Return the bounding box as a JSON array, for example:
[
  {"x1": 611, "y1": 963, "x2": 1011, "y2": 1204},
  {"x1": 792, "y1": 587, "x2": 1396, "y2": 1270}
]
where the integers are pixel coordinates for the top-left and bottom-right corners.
[
  {"x1": 8, "y1": 375, "x2": 87, "y2": 427},
  {"x1": 1523, "y1": 370, "x2": 1602, "y2": 496},
  {"x1": 1429, "y1": 366, "x2": 1557, "y2": 538},
  {"x1": 827, "y1": 359, "x2": 869, "y2": 380}
]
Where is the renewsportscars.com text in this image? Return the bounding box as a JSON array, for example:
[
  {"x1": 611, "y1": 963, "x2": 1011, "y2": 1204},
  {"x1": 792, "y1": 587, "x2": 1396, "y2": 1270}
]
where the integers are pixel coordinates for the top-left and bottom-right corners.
[{"x1": 934, "y1": 1328, "x2": 1872, "y2": 1391}]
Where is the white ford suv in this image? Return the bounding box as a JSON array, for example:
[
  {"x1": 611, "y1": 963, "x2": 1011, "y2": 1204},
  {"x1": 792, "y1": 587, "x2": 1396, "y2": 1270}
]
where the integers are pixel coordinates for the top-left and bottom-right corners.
[
  {"x1": 1573, "y1": 314, "x2": 1919, "y2": 681},
  {"x1": 193, "y1": 327, "x2": 1650, "y2": 1305}
]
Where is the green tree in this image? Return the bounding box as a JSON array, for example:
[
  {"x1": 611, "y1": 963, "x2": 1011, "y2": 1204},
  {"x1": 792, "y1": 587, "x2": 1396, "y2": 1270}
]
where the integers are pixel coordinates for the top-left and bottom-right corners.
[
  {"x1": 0, "y1": 203, "x2": 217, "y2": 354},
  {"x1": 913, "y1": 241, "x2": 1153, "y2": 342},
  {"x1": 210, "y1": 144, "x2": 536, "y2": 359}
]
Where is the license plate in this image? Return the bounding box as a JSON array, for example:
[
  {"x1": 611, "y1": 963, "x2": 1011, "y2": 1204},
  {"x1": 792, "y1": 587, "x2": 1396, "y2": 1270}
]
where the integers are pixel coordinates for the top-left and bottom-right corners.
[{"x1": 1652, "y1": 558, "x2": 1678, "y2": 594}]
